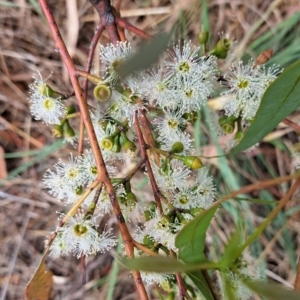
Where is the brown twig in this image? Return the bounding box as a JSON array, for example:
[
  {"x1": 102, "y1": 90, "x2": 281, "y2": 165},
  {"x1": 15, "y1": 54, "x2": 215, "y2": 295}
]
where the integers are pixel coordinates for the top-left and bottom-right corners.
[
  {"x1": 134, "y1": 112, "x2": 163, "y2": 214},
  {"x1": 282, "y1": 118, "x2": 300, "y2": 133},
  {"x1": 170, "y1": 250, "x2": 192, "y2": 300},
  {"x1": 79, "y1": 22, "x2": 105, "y2": 155},
  {"x1": 38, "y1": 2, "x2": 148, "y2": 298},
  {"x1": 89, "y1": 0, "x2": 120, "y2": 44},
  {"x1": 115, "y1": 17, "x2": 151, "y2": 40}
]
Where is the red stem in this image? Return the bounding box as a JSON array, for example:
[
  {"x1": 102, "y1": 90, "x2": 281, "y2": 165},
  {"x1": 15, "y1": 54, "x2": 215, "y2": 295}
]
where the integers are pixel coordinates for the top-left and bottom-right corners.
[
  {"x1": 115, "y1": 17, "x2": 151, "y2": 40},
  {"x1": 134, "y1": 112, "x2": 163, "y2": 214},
  {"x1": 79, "y1": 23, "x2": 105, "y2": 155},
  {"x1": 38, "y1": 1, "x2": 148, "y2": 299},
  {"x1": 89, "y1": 0, "x2": 120, "y2": 44}
]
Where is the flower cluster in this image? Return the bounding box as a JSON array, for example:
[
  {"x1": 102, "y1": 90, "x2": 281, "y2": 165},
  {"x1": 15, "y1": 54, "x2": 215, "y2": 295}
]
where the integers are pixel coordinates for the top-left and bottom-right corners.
[
  {"x1": 49, "y1": 214, "x2": 117, "y2": 258},
  {"x1": 221, "y1": 60, "x2": 281, "y2": 120},
  {"x1": 28, "y1": 73, "x2": 66, "y2": 125},
  {"x1": 29, "y1": 39, "x2": 281, "y2": 290}
]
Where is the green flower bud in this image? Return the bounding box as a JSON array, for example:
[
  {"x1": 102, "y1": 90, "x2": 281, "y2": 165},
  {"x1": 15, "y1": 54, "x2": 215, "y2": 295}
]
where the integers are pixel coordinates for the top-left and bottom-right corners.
[
  {"x1": 66, "y1": 105, "x2": 76, "y2": 115},
  {"x1": 218, "y1": 116, "x2": 238, "y2": 134},
  {"x1": 182, "y1": 111, "x2": 198, "y2": 124},
  {"x1": 143, "y1": 235, "x2": 154, "y2": 246},
  {"x1": 190, "y1": 207, "x2": 203, "y2": 217},
  {"x1": 101, "y1": 136, "x2": 114, "y2": 150},
  {"x1": 52, "y1": 124, "x2": 63, "y2": 138},
  {"x1": 63, "y1": 120, "x2": 75, "y2": 138},
  {"x1": 120, "y1": 132, "x2": 136, "y2": 155},
  {"x1": 75, "y1": 185, "x2": 83, "y2": 195},
  {"x1": 111, "y1": 134, "x2": 121, "y2": 153},
  {"x1": 97, "y1": 120, "x2": 109, "y2": 131},
  {"x1": 39, "y1": 83, "x2": 60, "y2": 99},
  {"x1": 171, "y1": 141, "x2": 184, "y2": 153},
  {"x1": 234, "y1": 131, "x2": 244, "y2": 140},
  {"x1": 173, "y1": 155, "x2": 204, "y2": 169},
  {"x1": 144, "y1": 210, "x2": 152, "y2": 221},
  {"x1": 126, "y1": 192, "x2": 137, "y2": 205},
  {"x1": 198, "y1": 31, "x2": 209, "y2": 45},
  {"x1": 93, "y1": 84, "x2": 112, "y2": 102},
  {"x1": 149, "y1": 201, "x2": 157, "y2": 212},
  {"x1": 210, "y1": 38, "x2": 231, "y2": 59}
]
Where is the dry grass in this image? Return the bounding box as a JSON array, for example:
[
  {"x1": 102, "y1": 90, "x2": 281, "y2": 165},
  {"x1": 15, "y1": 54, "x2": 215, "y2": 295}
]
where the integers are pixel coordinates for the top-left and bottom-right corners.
[{"x1": 1, "y1": 0, "x2": 300, "y2": 299}]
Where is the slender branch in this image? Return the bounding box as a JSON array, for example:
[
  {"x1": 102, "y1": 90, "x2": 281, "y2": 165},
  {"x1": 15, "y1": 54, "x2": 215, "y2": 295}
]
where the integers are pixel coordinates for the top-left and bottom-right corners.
[
  {"x1": 134, "y1": 112, "x2": 163, "y2": 214},
  {"x1": 38, "y1": 2, "x2": 148, "y2": 298},
  {"x1": 115, "y1": 17, "x2": 151, "y2": 40},
  {"x1": 170, "y1": 250, "x2": 192, "y2": 300},
  {"x1": 282, "y1": 118, "x2": 300, "y2": 133},
  {"x1": 89, "y1": 0, "x2": 120, "y2": 44},
  {"x1": 133, "y1": 240, "x2": 159, "y2": 257},
  {"x1": 79, "y1": 23, "x2": 105, "y2": 155},
  {"x1": 123, "y1": 159, "x2": 145, "y2": 182},
  {"x1": 76, "y1": 70, "x2": 103, "y2": 84}
]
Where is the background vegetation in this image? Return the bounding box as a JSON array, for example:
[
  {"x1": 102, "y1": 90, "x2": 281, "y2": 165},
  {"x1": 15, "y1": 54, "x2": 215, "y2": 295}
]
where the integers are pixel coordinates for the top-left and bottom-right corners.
[{"x1": 1, "y1": 0, "x2": 300, "y2": 299}]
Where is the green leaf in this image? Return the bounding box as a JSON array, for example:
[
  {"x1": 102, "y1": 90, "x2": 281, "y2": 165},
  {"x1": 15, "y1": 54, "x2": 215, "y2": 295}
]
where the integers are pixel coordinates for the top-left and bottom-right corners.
[
  {"x1": 121, "y1": 256, "x2": 216, "y2": 273},
  {"x1": 175, "y1": 206, "x2": 218, "y2": 263},
  {"x1": 186, "y1": 271, "x2": 216, "y2": 300},
  {"x1": 219, "y1": 225, "x2": 243, "y2": 270},
  {"x1": 116, "y1": 31, "x2": 172, "y2": 78},
  {"x1": 175, "y1": 206, "x2": 218, "y2": 300},
  {"x1": 231, "y1": 59, "x2": 300, "y2": 154},
  {"x1": 243, "y1": 279, "x2": 300, "y2": 300}
]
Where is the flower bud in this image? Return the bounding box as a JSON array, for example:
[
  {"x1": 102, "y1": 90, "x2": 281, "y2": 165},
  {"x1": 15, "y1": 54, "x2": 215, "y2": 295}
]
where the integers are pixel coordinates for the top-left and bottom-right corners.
[
  {"x1": 101, "y1": 136, "x2": 114, "y2": 150},
  {"x1": 218, "y1": 116, "x2": 237, "y2": 134},
  {"x1": 234, "y1": 131, "x2": 244, "y2": 140},
  {"x1": 198, "y1": 31, "x2": 209, "y2": 45},
  {"x1": 63, "y1": 120, "x2": 75, "y2": 138},
  {"x1": 210, "y1": 38, "x2": 231, "y2": 59},
  {"x1": 39, "y1": 83, "x2": 60, "y2": 99},
  {"x1": 190, "y1": 207, "x2": 204, "y2": 217},
  {"x1": 120, "y1": 132, "x2": 136, "y2": 155},
  {"x1": 66, "y1": 105, "x2": 76, "y2": 115},
  {"x1": 149, "y1": 201, "x2": 157, "y2": 212},
  {"x1": 182, "y1": 111, "x2": 198, "y2": 124},
  {"x1": 75, "y1": 185, "x2": 83, "y2": 195},
  {"x1": 111, "y1": 134, "x2": 121, "y2": 153},
  {"x1": 173, "y1": 155, "x2": 204, "y2": 169},
  {"x1": 97, "y1": 120, "x2": 109, "y2": 131},
  {"x1": 93, "y1": 84, "x2": 112, "y2": 102},
  {"x1": 143, "y1": 235, "x2": 154, "y2": 246},
  {"x1": 52, "y1": 124, "x2": 63, "y2": 138},
  {"x1": 144, "y1": 210, "x2": 152, "y2": 221},
  {"x1": 126, "y1": 192, "x2": 137, "y2": 205},
  {"x1": 171, "y1": 141, "x2": 184, "y2": 153}
]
